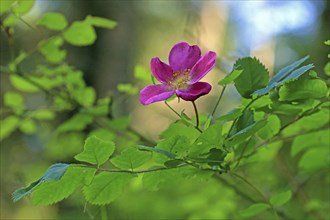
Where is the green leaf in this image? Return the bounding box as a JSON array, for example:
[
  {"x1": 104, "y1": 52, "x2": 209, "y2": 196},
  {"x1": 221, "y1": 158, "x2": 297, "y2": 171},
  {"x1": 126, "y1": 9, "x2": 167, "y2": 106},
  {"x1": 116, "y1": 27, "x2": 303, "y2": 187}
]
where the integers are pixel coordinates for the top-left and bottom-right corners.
[
  {"x1": 56, "y1": 113, "x2": 93, "y2": 133},
  {"x1": 239, "y1": 203, "x2": 270, "y2": 217},
  {"x1": 324, "y1": 40, "x2": 330, "y2": 46},
  {"x1": 257, "y1": 115, "x2": 281, "y2": 140},
  {"x1": 254, "y1": 56, "x2": 313, "y2": 96},
  {"x1": 72, "y1": 87, "x2": 96, "y2": 107},
  {"x1": 160, "y1": 122, "x2": 200, "y2": 141},
  {"x1": 279, "y1": 78, "x2": 328, "y2": 101},
  {"x1": 63, "y1": 21, "x2": 96, "y2": 46},
  {"x1": 324, "y1": 62, "x2": 330, "y2": 76},
  {"x1": 10, "y1": 74, "x2": 39, "y2": 92},
  {"x1": 38, "y1": 36, "x2": 66, "y2": 63},
  {"x1": 134, "y1": 65, "x2": 152, "y2": 83},
  {"x1": 33, "y1": 109, "x2": 55, "y2": 120},
  {"x1": 143, "y1": 168, "x2": 178, "y2": 191},
  {"x1": 190, "y1": 123, "x2": 223, "y2": 157},
  {"x1": 298, "y1": 147, "x2": 329, "y2": 174},
  {"x1": 85, "y1": 15, "x2": 117, "y2": 29},
  {"x1": 74, "y1": 136, "x2": 115, "y2": 166},
  {"x1": 0, "y1": 116, "x2": 20, "y2": 141},
  {"x1": 270, "y1": 190, "x2": 292, "y2": 207},
  {"x1": 233, "y1": 57, "x2": 269, "y2": 98},
  {"x1": 111, "y1": 147, "x2": 151, "y2": 169},
  {"x1": 84, "y1": 172, "x2": 132, "y2": 205},
  {"x1": 291, "y1": 130, "x2": 329, "y2": 157},
  {"x1": 37, "y1": 12, "x2": 68, "y2": 31},
  {"x1": 0, "y1": 0, "x2": 15, "y2": 15},
  {"x1": 12, "y1": 163, "x2": 69, "y2": 202},
  {"x1": 154, "y1": 135, "x2": 190, "y2": 163},
  {"x1": 4, "y1": 92, "x2": 24, "y2": 113},
  {"x1": 19, "y1": 119, "x2": 36, "y2": 134},
  {"x1": 218, "y1": 69, "x2": 242, "y2": 86},
  {"x1": 137, "y1": 145, "x2": 177, "y2": 159},
  {"x1": 3, "y1": 14, "x2": 18, "y2": 27},
  {"x1": 217, "y1": 108, "x2": 242, "y2": 122},
  {"x1": 225, "y1": 120, "x2": 268, "y2": 146},
  {"x1": 12, "y1": 0, "x2": 35, "y2": 15},
  {"x1": 117, "y1": 83, "x2": 139, "y2": 95},
  {"x1": 32, "y1": 165, "x2": 96, "y2": 205},
  {"x1": 282, "y1": 108, "x2": 330, "y2": 136}
]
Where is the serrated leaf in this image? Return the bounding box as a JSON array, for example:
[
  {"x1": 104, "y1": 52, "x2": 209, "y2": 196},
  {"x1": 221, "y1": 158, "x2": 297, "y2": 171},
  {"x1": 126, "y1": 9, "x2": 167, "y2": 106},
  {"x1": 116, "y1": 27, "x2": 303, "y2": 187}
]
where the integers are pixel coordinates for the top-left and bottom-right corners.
[
  {"x1": 84, "y1": 172, "x2": 132, "y2": 205},
  {"x1": 270, "y1": 190, "x2": 292, "y2": 207},
  {"x1": 239, "y1": 203, "x2": 270, "y2": 217},
  {"x1": 63, "y1": 21, "x2": 96, "y2": 46},
  {"x1": 225, "y1": 120, "x2": 267, "y2": 146},
  {"x1": 12, "y1": 163, "x2": 69, "y2": 202},
  {"x1": 154, "y1": 136, "x2": 190, "y2": 164},
  {"x1": 254, "y1": 56, "x2": 313, "y2": 96},
  {"x1": 85, "y1": 15, "x2": 117, "y2": 29},
  {"x1": 143, "y1": 168, "x2": 178, "y2": 191},
  {"x1": 160, "y1": 122, "x2": 200, "y2": 141},
  {"x1": 110, "y1": 147, "x2": 151, "y2": 169},
  {"x1": 74, "y1": 136, "x2": 115, "y2": 166},
  {"x1": 32, "y1": 165, "x2": 96, "y2": 205},
  {"x1": 279, "y1": 78, "x2": 328, "y2": 101},
  {"x1": 56, "y1": 113, "x2": 93, "y2": 133},
  {"x1": 218, "y1": 69, "x2": 242, "y2": 86},
  {"x1": 37, "y1": 12, "x2": 68, "y2": 31},
  {"x1": 233, "y1": 57, "x2": 269, "y2": 98},
  {"x1": 38, "y1": 36, "x2": 66, "y2": 63},
  {"x1": 0, "y1": 116, "x2": 20, "y2": 141}
]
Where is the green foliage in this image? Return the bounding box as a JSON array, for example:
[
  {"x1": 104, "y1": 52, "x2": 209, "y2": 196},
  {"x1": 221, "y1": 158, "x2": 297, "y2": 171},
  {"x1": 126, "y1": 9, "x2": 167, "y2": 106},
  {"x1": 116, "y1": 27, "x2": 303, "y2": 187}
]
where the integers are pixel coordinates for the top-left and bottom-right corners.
[
  {"x1": 38, "y1": 36, "x2": 66, "y2": 63},
  {"x1": 83, "y1": 172, "x2": 133, "y2": 205},
  {"x1": 63, "y1": 21, "x2": 97, "y2": 46},
  {"x1": 219, "y1": 69, "x2": 242, "y2": 86},
  {"x1": 37, "y1": 12, "x2": 68, "y2": 31},
  {"x1": 12, "y1": 163, "x2": 69, "y2": 202},
  {"x1": 239, "y1": 203, "x2": 270, "y2": 217},
  {"x1": 270, "y1": 190, "x2": 292, "y2": 207},
  {"x1": 110, "y1": 147, "x2": 151, "y2": 169},
  {"x1": 233, "y1": 57, "x2": 269, "y2": 98},
  {"x1": 74, "y1": 136, "x2": 115, "y2": 166},
  {"x1": 117, "y1": 83, "x2": 139, "y2": 95},
  {"x1": 85, "y1": 15, "x2": 117, "y2": 29}
]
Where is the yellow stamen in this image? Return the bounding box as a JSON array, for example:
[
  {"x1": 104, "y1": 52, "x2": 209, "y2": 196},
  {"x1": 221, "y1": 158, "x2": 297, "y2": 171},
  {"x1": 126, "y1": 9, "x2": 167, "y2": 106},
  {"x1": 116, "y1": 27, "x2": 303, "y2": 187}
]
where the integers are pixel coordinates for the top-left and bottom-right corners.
[{"x1": 168, "y1": 69, "x2": 190, "y2": 90}]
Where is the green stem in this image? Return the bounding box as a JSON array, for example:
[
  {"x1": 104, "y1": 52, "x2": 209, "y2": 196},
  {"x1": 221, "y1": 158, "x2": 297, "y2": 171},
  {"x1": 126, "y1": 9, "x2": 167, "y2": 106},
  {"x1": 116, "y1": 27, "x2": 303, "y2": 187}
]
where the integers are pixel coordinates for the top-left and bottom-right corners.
[
  {"x1": 100, "y1": 206, "x2": 107, "y2": 220},
  {"x1": 192, "y1": 101, "x2": 202, "y2": 132},
  {"x1": 226, "y1": 97, "x2": 260, "y2": 138},
  {"x1": 211, "y1": 85, "x2": 226, "y2": 119},
  {"x1": 165, "y1": 101, "x2": 181, "y2": 119},
  {"x1": 231, "y1": 173, "x2": 280, "y2": 220}
]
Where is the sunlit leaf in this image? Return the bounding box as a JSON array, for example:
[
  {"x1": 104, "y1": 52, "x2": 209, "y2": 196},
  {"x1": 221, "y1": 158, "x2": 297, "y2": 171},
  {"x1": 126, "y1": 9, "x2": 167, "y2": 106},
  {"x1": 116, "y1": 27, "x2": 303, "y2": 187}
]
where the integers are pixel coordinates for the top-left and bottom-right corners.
[
  {"x1": 134, "y1": 65, "x2": 153, "y2": 83},
  {"x1": 19, "y1": 119, "x2": 36, "y2": 134},
  {"x1": 279, "y1": 78, "x2": 327, "y2": 101},
  {"x1": 32, "y1": 165, "x2": 96, "y2": 205},
  {"x1": 56, "y1": 113, "x2": 93, "y2": 133},
  {"x1": 218, "y1": 69, "x2": 242, "y2": 86},
  {"x1": 63, "y1": 21, "x2": 96, "y2": 46},
  {"x1": 154, "y1": 136, "x2": 190, "y2": 163},
  {"x1": 13, "y1": 0, "x2": 35, "y2": 15},
  {"x1": 111, "y1": 147, "x2": 151, "y2": 169},
  {"x1": 85, "y1": 15, "x2": 117, "y2": 29},
  {"x1": 117, "y1": 83, "x2": 139, "y2": 95},
  {"x1": 298, "y1": 147, "x2": 329, "y2": 174},
  {"x1": 37, "y1": 12, "x2": 68, "y2": 31},
  {"x1": 38, "y1": 36, "x2": 66, "y2": 63},
  {"x1": 83, "y1": 172, "x2": 133, "y2": 205},
  {"x1": 33, "y1": 109, "x2": 55, "y2": 120},
  {"x1": 0, "y1": 116, "x2": 20, "y2": 141},
  {"x1": 74, "y1": 136, "x2": 115, "y2": 166},
  {"x1": 257, "y1": 115, "x2": 281, "y2": 140}
]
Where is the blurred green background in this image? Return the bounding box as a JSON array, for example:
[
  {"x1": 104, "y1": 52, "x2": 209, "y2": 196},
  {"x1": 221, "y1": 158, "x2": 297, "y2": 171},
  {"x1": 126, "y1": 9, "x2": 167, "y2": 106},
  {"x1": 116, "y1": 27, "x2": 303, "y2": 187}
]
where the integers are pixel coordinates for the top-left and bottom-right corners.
[{"x1": 1, "y1": 1, "x2": 329, "y2": 219}]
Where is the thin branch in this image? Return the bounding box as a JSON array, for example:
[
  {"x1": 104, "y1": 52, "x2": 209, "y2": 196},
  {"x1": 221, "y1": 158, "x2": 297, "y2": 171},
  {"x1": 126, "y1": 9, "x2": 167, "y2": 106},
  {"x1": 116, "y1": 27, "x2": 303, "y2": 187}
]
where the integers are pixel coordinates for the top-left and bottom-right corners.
[
  {"x1": 164, "y1": 101, "x2": 181, "y2": 119},
  {"x1": 211, "y1": 85, "x2": 226, "y2": 119},
  {"x1": 192, "y1": 101, "x2": 202, "y2": 132}
]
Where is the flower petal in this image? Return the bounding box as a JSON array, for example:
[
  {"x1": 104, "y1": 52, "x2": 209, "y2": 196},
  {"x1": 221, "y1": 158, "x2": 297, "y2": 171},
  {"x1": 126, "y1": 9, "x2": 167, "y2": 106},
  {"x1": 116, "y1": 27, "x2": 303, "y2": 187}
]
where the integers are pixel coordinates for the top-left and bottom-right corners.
[
  {"x1": 189, "y1": 51, "x2": 216, "y2": 84},
  {"x1": 151, "y1": 57, "x2": 173, "y2": 83},
  {"x1": 139, "y1": 84, "x2": 174, "y2": 105},
  {"x1": 176, "y1": 82, "x2": 211, "y2": 101},
  {"x1": 169, "y1": 42, "x2": 201, "y2": 72}
]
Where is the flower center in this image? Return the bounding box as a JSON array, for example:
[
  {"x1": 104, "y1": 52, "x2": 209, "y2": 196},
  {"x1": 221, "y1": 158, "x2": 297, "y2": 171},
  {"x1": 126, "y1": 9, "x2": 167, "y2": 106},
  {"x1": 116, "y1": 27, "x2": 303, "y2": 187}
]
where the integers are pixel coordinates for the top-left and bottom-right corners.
[{"x1": 168, "y1": 69, "x2": 190, "y2": 90}]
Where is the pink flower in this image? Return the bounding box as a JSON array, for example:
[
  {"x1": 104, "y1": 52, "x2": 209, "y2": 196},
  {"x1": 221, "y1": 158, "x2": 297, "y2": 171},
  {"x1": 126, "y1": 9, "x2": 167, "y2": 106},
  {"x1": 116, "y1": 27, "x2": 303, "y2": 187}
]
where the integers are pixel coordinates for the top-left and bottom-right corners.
[{"x1": 139, "y1": 42, "x2": 216, "y2": 105}]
